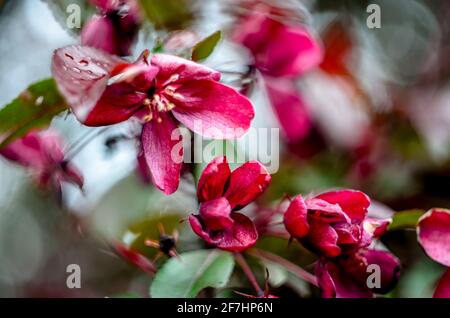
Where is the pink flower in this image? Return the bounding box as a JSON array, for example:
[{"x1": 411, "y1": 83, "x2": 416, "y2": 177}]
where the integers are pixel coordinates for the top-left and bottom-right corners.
[
  {"x1": 81, "y1": 0, "x2": 141, "y2": 56},
  {"x1": 283, "y1": 190, "x2": 377, "y2": 257},
  {"x1": 417, "y1": 208, "x2": 450, "y2": 298},
  {"x1": 233, "y1": 8, "x2": 322, "y2": 142},
  {"x1": 316, "y1": 249, "x2": 400, "y2": 298},
  {"x1": 189, "y1": 156, "x2": 271, "y2": 252},
  {"x1": 0, "y1": 131, "x2": 83, "y2": 193},
  {"x1": 52, "y1": 46, "x2": 254, "y2": 194},
  {"x1": 283, "y1": 190, "x2": 400, "y2": 298}
]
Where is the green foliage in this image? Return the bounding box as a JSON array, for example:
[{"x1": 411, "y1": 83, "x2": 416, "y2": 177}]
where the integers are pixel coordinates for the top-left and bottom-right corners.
[
  {"x1": 191, "y1": 31, "x2": 222, "y2": 61},
  {"x1": 150, "y1": 250, "x2": 234, "y2": 298},
  {"x1": 389, "y1": 209, "x2": 426, "y2": 231},
  {"x1": 139, "y1": 0, "x2": 193, "y2": 30},
  {"x1": 0, "y1": 78, "x2": 68, "y2": 149}
]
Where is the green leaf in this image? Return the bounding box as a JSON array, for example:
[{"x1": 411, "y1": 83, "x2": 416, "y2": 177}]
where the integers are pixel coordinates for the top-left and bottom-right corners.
[
  {"x1": 389, "y1": 209, "x2": 426, "y2": 231},
  {"x1": 44, "y1": 0, "x2": 96, "y2": 34},
  {"x1": 150, "y1": 250, "x2": 234, "y2": 298},
  {"x1": 191, "y1": 31, "x2": 222, "y2": 62},
  {"x1": 138, "y1": 0, "x2": 193, "y2": 31},
  {"x1": 0, "y1": 78, "x2": 68, "y2": 149}
]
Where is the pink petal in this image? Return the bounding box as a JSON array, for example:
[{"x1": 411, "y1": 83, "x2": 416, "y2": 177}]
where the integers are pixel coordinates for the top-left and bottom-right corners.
[
  {"x1": 81, "y1": 16, "x2": 117, "y2": 54},
  {"x1": 306, "y1": 198, "x2": 351, "y2": 224},
  {"x1": 264, "y1": 78, "x2": 311, "y2": 142},
  {"x1": 303, "y1": 219, "x2": 341, "y2": 258},
  {"x1": 113, "y1": 242, "x2": 156, "y2": 274},
  {"x1": 417, "y1": 208, "x2": 450, "y2": 266},
  {"x1": 362, "y1": 249, "x2": 401, "y2": 294},
  {"x1": 316, "y1": 259, "x2": 373, "y2": 298},
  {"x1": 223, "y1": 161, "x2": 271, "y2": 210},
  {"x1": 151, "y1": 54, "x2": 220, "y2": 84},
  {"x1": 52, "y1": 45, "x2": 126, "y2": 123},
  {"x1": 199, "y1": 197, "x2": 234, "y2": 231},
  {"x1": 363, "y1": 217, "x2": 391, "y2": 238},
  {"x1": 333, "y1": 223, "x2": 361, "y2": 245},
  {"x1": 236, "y1": 15, "x2": 322, "y2": 77},
  {"x1": 189, "y1": 212, "x2": 258, "y2": 252},
  {"x1": 315, "y1": 190, "x2": 370, "y2": 223},
  {"x1": 197, "y1": 156, "x2": 231, "y2": 202},
  {"x1": 315, "y1": 259, "x2": 336, "y2": 298},
  {"x1": 171, "y1": 80, "x2": 255, "y2": 139},
  {"x1": 61, "y1": 161, "x2": 84, "y2": 189},
  {"x1": 141, "y1": 114, "x2": 183, "y2": 194},
  {"x1": 434, "y1": 268, "x2": 450, "y2": 298},
  {"x1": 215, "y1": 213, "x2": 258, "y2": 252},
  {"x1": 283, "y1": 195, "x2": 309, "y2": 238}
]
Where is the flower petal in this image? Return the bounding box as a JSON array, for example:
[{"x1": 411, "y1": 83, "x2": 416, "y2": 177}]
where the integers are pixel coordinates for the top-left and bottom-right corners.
[
  {"x1": 113, "y1": 242, "x2": 156, "y2": 274},
  {"x1": 315, "y1": 259, "x2": 336, "y2": 298},
  {"x1": 199, "y1": 197, "x2": 234, "y2": 231},
  {"x1": 141, "y1": 114, "x2": 183, "y2": 194},
  {"x1": 417, "y1": 208, "x2": 450, "y2": 266},
  {"x1": 81, "y1": 16, "x2": 117, "y2": 54},
  {"x1": 197, "y1": 156, "x2": 231, "y2": 202},
  {"x1": 303, "y1": 219, "x2": 341, "y2": 257},
  {"x1": 283, "y1": 195, "x2": 309, "y2": 238},
  {"x1": 215, "y1": 213, "x2": 258, "y2": 252},
  {"x1": 265, "y1": 78, "x2": 311, "y2": 142},
  {"x1": 151, "y1": 53, "x2": 220, "y2": 84},
  {"x1": 223, "y1": 161, "x2": 271, "y2": 210},
  {"x1": 362, "y1": 249, "x2": 400, "y2": 294},
  {"x1": 306, "y1": 198, "x2": 351, "y2": 224},
  {"x1": 434, "y1": 268, "x2": 450, "y2": 298},
  {"x1": 189, "y1": 212, "x2": 258, "y2": 252},
  {"x1": 171, "y1": 80, "x2": 255, "y2": 139},
  {"x1": 52, "y1": 45, "x2": 126, "y2": 123},
  {"x1": 315, "y1": 190, "x2": 370, "y2": 223}
]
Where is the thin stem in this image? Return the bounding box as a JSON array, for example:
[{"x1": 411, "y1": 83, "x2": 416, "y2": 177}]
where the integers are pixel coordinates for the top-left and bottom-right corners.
[
  {"x1": 234, "y1": 252, "x2": 263, "y2": 295},
  {"x1": 248, "y1": 248, "x2": 318, "y2": 287},
  {"x1": 65, "y1": 127, "x2": 111, "y2": 160}
]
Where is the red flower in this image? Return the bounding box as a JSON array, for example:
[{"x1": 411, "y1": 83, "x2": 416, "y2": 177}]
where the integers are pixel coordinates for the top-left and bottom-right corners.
[
  {"x1": 189, "y1": 156, "x2": 271, "y2": 252},
  {"x1": 283, "y1": 190, "x2": 376, "y2": 257},
  {"x1": 417, "y1": 208, "x2": 450, "y2": 298},
  {"x1": 81, "y1": 0, "x2": 141, "y2": 56},
  {"x1": 233, "y1": 6, "x2": 322, "y2": 142},
  {"x1": 283, "y1": 190, "x2": 400, "y2": 298},
  {"x1": 0, "y1": 131, "x2": 83, "y2": 193},
  {"x1": 52, "y1": 46, "x2": 254, "y2": 194},
  {"x1": 316, "y1": 249, "x2": 400, "y2": 298}
]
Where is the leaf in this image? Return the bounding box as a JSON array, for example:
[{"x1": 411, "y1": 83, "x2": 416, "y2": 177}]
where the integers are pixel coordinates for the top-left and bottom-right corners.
[
  {"x1": 138, "y1": 0, "x2": 193, "y2": 31},
  {"x1": 0, "y1": 78, "x2": 68, "y2": 149},
  {"x1": 191, "y1": 31, "x2": 222, "y2": 62},
  {"x1": 389, "y1": 209, "x2": 426, "y2": 231},
  {"x1": 150, "y1": 250, "x2": 234, "y2": 298},
  {"x1": 44, "y1": 0, "x2": 96, "y2": 34}
]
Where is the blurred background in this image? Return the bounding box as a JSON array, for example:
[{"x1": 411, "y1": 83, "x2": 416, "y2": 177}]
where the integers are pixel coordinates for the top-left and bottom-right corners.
[{"x1": 0, "y1": 0, "x2": 449, "y2": 297}]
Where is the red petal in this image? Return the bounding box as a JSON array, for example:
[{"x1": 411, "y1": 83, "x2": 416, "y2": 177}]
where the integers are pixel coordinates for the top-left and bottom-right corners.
[
  {"x1": 170, "y1": 80, "x2": 254, "y2": 139},
  {"x1": 362, "y1": 249, "x2": 400, "y2": 294},
  {"x1": 216, "y1": 213, "x2": 258, "y2": 252},
  {"x1": 283, "y1": 195, "x2": 309, "y2": 238},
  {"x1": 81, "y1": 16, "x2": 117, "y2": 54},
  {"x1": 189, "y1": 212, "x2": 258, "y2": 252},
  {"x1": 434, "y1": 268, "x2": 450, "y2": 298},
  {"x1": 303, "y1": 219, "x2": 341, "y2": 257},
  {"x1": 197, "y1": 156, "x2": 231, "y2": 202},
  {"x1": 417, "y1": 208, "x2": 450, "y2": 266},
  {"x1": 334, "y1": 223, "x2": 361, "y2": 245},
  {"x1": 199, "y1": 197, "x2": 234, "y2": 231},
  {"x1": 315, "y1": 190, "x2": 370, "y2": 223},
  {"x1": 113, "y1": 242, "x2": 156, "y2": 274},
  {"x1": 151, "y1": 54, "x2": 220, "y2": 84},
  {"x1": 141, "y1": 114, "x2": 183, "y2": 194},
  {"x1": 223, "y1": 161, "x2": 271, "y2": 210},
  {"x1": 317, "y1": 259, "x2": 373, "y2": 298},
  {"x1": 84, "y1": 83, "x2": 147, "y2": 126},
  {"x1": 265, "y1": 78, "x2": 311, "y2": 142},
  {"x1": 52, "y1": 45, "x2": 126, "y2": 123},
  {"x1": 306, "y1": 198, "x2": 351, "y2": 224}
]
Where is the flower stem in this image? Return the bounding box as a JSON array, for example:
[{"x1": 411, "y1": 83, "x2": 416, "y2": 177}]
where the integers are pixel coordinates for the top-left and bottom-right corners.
[
  {"x1": 234, "y1": 252, "x2": 263, "y2": 295},
  {"x1": 248, "y1": 248, "x2": 318, "y2": 287},
  {"x1": 65, "y1": 127, "x2": 111, "y2": 160}
]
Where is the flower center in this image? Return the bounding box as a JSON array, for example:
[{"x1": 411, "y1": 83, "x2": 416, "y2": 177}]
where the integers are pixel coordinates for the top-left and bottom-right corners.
[{"x1": 142, "y1": 74, "x2": 184, "y2": 123}]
